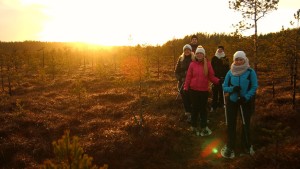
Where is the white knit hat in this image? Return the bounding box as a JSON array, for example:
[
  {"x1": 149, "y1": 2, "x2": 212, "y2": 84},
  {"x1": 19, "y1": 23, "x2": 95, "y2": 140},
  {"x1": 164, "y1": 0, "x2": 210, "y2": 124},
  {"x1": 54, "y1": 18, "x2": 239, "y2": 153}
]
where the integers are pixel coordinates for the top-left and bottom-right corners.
[
  {"x1": 195, "y1": 46, "x2": 205, "y2": 55},
  {"x1": 233, "y1": 51, "x2": 247, "y2": 60},
  {"x1": 183, "y1": 44, "x2": 192, "y2": 51}
]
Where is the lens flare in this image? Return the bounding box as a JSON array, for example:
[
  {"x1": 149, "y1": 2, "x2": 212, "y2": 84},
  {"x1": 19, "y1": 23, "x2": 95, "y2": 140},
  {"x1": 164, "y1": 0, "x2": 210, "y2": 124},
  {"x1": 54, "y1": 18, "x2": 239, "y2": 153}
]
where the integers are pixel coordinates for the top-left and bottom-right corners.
[
  {"x1": 212, "y1": 148, "x2": 218, "y2": 153},
  {"x1": 201, "y1": 138, "x2": 221, "y2": 158}
]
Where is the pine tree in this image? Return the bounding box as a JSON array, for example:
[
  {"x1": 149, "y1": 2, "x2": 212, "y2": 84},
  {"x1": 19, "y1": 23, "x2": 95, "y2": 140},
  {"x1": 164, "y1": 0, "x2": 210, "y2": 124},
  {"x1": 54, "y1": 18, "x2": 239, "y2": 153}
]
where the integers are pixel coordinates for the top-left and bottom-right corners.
[
  {"x1": 40, "y1": 130, "x2": 108, "y2": 169},
  {"x1": 229, "y1": 0, "x2": 279, "y2": 71}
]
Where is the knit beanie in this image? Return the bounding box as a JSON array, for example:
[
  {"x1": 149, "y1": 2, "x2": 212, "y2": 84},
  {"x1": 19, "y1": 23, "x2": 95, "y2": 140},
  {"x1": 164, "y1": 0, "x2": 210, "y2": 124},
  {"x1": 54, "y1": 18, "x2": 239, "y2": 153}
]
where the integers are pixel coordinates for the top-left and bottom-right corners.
[
  {"x1": 195, "y1": 46, "x2": 206, "y2": 55},
  {"x1": 183, "y1": 44, "x2": 192, "y2": 51},
  {"x1": 233, "y1": 51, "x2": 247, "y2": 60}
]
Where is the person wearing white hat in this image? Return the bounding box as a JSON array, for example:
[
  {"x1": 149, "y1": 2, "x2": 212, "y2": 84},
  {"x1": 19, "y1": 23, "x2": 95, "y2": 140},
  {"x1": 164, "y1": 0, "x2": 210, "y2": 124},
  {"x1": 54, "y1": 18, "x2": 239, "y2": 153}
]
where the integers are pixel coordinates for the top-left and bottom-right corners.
[
  {"x1": 221, "y1": 51, "x2": 258, "y2": 159},
  {"x1": 183, "y1": 45, "x2": 222, "y2": 136},
  {"x1": 175, "y1": 44, "x2": 195, "y2": 123}
]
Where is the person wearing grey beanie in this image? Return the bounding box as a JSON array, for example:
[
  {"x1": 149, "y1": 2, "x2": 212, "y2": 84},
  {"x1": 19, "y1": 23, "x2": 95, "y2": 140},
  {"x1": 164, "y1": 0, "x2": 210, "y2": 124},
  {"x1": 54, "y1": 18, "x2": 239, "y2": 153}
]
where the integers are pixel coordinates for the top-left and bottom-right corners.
[{"x1": 174, "y1": 44, "x2": 195, "y2": 123}]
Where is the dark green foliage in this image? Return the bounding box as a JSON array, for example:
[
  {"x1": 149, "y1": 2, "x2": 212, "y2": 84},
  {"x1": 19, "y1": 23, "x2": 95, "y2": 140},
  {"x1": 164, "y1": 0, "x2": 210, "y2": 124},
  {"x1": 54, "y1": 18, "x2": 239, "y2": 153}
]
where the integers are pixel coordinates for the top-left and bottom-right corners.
[{"x1": 39, "y1": 130, "x2": 108, "y2": 169}]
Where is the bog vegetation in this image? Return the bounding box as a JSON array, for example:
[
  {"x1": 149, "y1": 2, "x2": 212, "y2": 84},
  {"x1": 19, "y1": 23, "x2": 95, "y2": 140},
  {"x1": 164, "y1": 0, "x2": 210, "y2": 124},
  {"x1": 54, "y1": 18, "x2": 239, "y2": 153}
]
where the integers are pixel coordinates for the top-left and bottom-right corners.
[{"x1": 0, "y1": 28, "x2": 299, "y2": 169}]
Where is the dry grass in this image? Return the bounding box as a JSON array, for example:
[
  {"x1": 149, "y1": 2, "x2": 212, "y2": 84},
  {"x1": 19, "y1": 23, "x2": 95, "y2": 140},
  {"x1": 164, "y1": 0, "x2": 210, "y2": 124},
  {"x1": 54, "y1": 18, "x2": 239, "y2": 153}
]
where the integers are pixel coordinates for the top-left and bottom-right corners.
[{"x1": 0, "y1": 64, "x2": 300, "y2": 169}]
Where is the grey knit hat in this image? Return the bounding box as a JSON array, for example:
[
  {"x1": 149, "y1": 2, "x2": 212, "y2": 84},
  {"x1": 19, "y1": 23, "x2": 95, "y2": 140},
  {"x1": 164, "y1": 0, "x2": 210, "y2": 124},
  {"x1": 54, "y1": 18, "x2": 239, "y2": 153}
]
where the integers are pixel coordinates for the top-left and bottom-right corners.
[{"x1": 183, "y1": 44, "x2": 192, "y2": 51}]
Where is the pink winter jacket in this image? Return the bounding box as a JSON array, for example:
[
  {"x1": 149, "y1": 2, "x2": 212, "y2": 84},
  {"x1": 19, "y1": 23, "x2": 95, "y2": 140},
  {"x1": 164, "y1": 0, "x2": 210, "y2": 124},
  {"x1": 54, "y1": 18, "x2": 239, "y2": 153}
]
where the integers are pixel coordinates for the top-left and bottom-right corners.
[{"x1": 184, "y1": 60, "x2": 220, "y2": 91}]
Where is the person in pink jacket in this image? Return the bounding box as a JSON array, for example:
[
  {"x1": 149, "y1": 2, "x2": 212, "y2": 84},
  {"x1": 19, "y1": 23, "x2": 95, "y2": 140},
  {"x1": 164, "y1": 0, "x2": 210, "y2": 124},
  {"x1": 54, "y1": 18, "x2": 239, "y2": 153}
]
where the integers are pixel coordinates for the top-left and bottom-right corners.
[{"x1": 184, "y1": 46, "x2": 223, "y2": 136}]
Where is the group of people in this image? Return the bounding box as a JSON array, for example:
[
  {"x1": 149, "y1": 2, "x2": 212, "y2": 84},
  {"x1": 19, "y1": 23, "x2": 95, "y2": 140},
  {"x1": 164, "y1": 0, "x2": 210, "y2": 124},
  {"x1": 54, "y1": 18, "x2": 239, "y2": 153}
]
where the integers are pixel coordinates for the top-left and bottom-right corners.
[{"x1": 174, "y1": 35, "x2": 258, "y2": 159}]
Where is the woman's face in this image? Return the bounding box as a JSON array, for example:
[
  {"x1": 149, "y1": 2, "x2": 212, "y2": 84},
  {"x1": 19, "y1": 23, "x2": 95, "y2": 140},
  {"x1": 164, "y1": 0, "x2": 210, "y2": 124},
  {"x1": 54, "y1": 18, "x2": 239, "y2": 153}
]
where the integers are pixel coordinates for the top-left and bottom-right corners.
[
  {"x1": 195, "y1": 52, "x2": 205, "y2": 60},
  {"x1": 184, "y1": 49, "x2": 191, "y2": 56},
  {"x1": 234, "y1": 58, "x2": 245, "y2": 66}
]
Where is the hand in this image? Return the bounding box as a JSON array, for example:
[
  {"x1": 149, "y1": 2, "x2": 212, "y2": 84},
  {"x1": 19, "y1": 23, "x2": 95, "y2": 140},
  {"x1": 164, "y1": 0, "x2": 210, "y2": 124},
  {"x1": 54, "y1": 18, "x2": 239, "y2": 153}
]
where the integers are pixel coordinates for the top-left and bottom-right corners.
[
  {"x1": 233, "y1": 86, "x2": 241, "y2": 93},
  {"x1": 237, "y1": 97, "x2": 246, "y2": 104}
]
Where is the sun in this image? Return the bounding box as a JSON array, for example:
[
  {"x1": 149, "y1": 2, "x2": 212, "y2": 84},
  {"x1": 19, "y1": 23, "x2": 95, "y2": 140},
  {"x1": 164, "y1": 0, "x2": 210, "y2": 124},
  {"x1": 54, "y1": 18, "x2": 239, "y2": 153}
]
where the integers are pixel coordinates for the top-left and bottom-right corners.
[
  {"x1": 16, "y1": 0, "x2": 175, "y2": 46},
  {"x1": 33, "y1": 0, "x2": 132, "y2": 46}
]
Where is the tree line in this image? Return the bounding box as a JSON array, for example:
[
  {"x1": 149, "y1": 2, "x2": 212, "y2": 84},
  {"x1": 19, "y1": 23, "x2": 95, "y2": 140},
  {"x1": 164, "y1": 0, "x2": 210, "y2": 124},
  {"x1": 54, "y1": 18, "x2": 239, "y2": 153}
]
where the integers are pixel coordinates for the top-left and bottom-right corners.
[{"x1": 0, "y1": 28, "x2": 299, "y2": 102}]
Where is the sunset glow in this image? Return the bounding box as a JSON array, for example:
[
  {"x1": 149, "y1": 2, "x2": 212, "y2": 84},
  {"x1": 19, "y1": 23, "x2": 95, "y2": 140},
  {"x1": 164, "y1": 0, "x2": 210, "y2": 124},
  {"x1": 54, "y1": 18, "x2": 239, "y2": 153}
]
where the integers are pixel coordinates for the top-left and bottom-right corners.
[{"x1": 1, "y1": 0, "x2": 300, "y2": 46}]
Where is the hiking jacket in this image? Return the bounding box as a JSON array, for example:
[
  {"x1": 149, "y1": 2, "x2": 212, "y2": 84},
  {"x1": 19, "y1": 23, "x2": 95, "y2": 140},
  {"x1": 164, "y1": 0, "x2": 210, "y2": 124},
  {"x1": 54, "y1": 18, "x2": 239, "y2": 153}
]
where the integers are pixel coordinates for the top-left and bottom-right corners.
[
  {"x1": 211, "y1": 56, "x2": 230, "y2": 78},
  {"x1": 174, "y1": 54, "x2": 194, "y2": 81},
  {"x1": 190, "y1": 43, "x2": 199, "y2": 53},
  {"x1": 223, "y1": 68, "x2": 258, "y2": 102},
  {"x1": 184, "y1": 60, "x2": 219, "y2": 91}
]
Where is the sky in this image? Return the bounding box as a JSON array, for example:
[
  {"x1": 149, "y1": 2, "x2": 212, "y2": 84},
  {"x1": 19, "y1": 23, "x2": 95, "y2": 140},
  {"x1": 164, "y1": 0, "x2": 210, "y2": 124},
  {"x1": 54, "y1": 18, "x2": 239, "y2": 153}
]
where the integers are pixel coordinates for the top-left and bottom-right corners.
[{"x1": 0, "y1": 0, "x2": 299, "y2": 46}]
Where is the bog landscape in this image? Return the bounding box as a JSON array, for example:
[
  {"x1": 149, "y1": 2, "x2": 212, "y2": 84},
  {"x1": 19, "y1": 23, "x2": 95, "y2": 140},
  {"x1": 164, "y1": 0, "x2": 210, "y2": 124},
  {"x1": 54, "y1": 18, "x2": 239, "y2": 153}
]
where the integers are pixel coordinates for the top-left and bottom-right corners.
[{"x1": 0, "y1": 29, "x2": 300, "y2": 169}]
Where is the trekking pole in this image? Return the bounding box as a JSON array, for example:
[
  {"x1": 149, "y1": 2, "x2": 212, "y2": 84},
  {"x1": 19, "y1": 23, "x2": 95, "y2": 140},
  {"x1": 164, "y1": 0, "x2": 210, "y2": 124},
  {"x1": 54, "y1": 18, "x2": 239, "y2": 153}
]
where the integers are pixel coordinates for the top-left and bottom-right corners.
[
  {"x1": 175, "y1": 82, "x2": 184, "y2": 100},
  {"x1": 237, "y1": 76, "x2": 249, "y2": 147},
  {"x1": 222, "y1": 90, "x2": 227, "y2": 125},
  {"x1": 239, "y1": 104, "x2": 249, "y2": 148}
]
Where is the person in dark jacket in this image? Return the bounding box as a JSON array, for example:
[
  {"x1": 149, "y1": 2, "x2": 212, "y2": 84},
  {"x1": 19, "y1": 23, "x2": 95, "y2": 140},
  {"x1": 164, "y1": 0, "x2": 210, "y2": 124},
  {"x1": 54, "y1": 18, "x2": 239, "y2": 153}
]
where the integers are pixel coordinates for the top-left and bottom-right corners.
[
  {"x1": 175, "y1": 44, "x2": 195, "y2": 122},
  {"x1": 221, "y1": 51, "x2": 258, "y2": 159},
  {"x1": 210, "y1": 46, "x2": 230, "y2": 112},
  {"x1": 189, "y1": 35, "x2": 199, "y2": 54}
]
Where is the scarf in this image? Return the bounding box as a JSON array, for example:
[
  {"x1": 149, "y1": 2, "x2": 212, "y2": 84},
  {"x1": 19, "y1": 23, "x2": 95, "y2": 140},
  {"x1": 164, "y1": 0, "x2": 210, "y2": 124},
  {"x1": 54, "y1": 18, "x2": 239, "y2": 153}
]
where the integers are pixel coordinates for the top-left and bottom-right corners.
[
  {"x1": 230, "y1": 58, "x2": 250, "y2": 76},
  {"x1": 215, "y1": 51, "x2": 225, "y2": 59}
]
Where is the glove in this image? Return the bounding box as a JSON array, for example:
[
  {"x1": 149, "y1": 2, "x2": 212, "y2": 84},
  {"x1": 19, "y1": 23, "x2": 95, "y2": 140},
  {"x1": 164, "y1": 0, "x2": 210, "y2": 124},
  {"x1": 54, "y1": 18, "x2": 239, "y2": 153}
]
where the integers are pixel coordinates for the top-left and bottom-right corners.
[
  {"x1": 237, "y1": 97, "x2": 246, "y2": 104},
  {"x1": 233, "y1": 86, "x2": 241, "y2": 93}
]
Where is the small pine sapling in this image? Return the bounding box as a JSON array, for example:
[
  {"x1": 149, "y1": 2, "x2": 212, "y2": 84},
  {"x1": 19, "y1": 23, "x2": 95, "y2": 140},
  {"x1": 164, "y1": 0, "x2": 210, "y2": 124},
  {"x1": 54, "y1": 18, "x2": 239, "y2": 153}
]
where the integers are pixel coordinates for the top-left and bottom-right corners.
[{"x1": 39, "y1": 130, "x2": 108, "y2": 169}]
